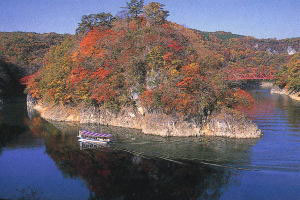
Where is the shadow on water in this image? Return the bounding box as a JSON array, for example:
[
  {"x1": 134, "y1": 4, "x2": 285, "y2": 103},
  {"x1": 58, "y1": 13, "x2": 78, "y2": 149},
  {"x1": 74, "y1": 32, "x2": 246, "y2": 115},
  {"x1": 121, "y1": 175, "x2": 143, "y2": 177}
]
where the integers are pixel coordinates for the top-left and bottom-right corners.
[
  {"x1": 24, "y1": 108, "x2": 259, "y2": 200},
  {"x1": 0, "y1": 99, "x2": 28, "y2": 155}
]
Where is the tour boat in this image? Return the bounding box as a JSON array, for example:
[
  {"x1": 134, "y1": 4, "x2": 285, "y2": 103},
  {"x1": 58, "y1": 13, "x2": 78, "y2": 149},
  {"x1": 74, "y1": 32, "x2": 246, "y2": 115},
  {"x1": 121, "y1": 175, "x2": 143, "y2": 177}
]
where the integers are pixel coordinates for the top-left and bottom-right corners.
[{"x1": 78, "y1": 130, "x2": 112, "y2": 143}]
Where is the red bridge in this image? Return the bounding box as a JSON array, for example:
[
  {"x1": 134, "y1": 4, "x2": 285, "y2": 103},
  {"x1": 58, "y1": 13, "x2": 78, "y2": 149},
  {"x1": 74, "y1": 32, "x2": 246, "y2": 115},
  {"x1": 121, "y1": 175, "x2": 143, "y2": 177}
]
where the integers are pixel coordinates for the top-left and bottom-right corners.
[{"x1": 223, "y1": 67, "x2": 277, "y2": 81}]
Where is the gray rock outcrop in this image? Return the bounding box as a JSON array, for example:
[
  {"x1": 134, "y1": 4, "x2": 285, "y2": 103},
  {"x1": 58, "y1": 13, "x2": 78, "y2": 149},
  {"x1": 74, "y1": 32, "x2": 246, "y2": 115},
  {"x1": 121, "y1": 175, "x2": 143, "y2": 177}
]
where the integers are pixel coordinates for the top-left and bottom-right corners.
[{"x1": 27, "y1": 95, "x2": 262, "y2": 138}]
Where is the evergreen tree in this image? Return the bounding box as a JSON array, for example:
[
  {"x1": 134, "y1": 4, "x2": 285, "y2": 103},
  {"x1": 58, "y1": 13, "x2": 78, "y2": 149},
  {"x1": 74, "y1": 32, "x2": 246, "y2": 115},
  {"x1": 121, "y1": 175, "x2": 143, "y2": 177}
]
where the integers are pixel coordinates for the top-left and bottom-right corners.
[
  {"x1": 124, "y1": 0, "x2": 144, "y2": 18},
  {"x1": 76, "y1": 12, "x2": 115, "y2": 34},
  {"x1": 143, "y1": 2, "x2": 169, "y2": 25}
]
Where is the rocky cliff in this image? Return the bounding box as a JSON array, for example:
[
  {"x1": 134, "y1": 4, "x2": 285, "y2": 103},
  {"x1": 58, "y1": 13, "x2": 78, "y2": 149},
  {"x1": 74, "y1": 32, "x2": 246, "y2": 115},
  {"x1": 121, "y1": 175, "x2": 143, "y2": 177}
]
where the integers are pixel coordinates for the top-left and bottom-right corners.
[{"x1": 27, "y1": 95, "x2": 262, "y2": 138}]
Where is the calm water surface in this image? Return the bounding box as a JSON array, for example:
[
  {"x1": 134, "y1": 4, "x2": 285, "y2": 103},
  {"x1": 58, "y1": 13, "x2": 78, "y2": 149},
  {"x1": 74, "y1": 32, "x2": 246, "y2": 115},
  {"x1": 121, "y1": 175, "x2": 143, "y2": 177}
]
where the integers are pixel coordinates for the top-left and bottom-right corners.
[{"x1": 0, "y1": 88, "x2": 299, "y2": 200}]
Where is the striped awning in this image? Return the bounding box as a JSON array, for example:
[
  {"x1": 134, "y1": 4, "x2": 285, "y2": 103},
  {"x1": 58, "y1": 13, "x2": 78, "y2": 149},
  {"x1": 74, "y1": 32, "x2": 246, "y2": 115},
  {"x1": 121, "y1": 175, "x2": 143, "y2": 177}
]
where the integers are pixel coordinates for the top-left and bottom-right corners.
[{"x1": 80, "y1": 130, "x2": 112, "y2": 138}]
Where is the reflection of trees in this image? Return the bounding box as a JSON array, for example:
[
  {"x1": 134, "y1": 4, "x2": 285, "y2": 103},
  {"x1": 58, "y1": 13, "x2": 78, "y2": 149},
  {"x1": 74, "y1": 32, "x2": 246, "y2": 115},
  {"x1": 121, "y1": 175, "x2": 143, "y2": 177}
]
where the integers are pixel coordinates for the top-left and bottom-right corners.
[
  {"x1": 0, "y1": 101, "x2": 27, "y2": 154},
  {"x1": 46, "y1": 142, "x2": 231, "y2": 200},
  {"x1": 275, "y1": 95, "x2": 300, "y2": 128},
  {"x1": 248, "y1": 89, "x2": 300, "y2": 129},
  {"x1": 0, "y1": 123, "x2": 24, "y2": 154},
  {"x1": 36, "y1": 122, "x2": 245, "y2": 200},
  {"x1": 26, "y1": 114, "x2": 256, "y2": 200}
]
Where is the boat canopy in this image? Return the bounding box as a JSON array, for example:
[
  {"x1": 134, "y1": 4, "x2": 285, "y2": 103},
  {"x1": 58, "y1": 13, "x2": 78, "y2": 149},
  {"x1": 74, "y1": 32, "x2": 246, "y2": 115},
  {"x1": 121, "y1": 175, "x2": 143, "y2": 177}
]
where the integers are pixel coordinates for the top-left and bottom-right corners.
[{"x1": 80, "y1": 130, "x2": 112, "y2": 138}]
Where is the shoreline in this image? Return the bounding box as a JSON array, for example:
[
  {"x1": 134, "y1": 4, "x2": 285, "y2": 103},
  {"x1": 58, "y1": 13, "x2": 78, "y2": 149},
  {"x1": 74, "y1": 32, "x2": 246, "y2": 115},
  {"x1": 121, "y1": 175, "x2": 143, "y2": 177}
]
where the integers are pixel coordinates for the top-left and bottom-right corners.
[
  {"x1": 27, "y1": 95, "x2": 262, "y2": 139},
  {"x1": 260, "y1": 81, "x2": 300, "y2": 101},
  {"x1": 270, "y1": 87, "x2": 300, "y2": 101}
]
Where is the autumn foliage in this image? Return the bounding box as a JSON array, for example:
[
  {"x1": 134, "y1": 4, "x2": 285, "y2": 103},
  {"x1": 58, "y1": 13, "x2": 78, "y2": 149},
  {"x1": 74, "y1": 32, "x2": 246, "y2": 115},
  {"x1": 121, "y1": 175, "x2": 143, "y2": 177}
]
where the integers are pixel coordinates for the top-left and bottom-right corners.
[
  {"x1": 232, "y1": 89, "x2": 255, "y2": 110},
  {"x1": 0, "y1": 32, "x2": 67, "y2": 67},
  {"x1": 23, "y1": 1, "x2": 295, "y2": 119},
  {"x1": 275, "y1": 53, "x2": 300, "y2": 93}
]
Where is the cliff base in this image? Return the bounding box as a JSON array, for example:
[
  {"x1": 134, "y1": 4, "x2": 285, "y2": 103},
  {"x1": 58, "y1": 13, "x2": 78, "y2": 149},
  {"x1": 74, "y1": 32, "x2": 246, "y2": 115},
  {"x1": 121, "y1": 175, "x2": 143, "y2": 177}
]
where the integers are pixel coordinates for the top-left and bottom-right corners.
[{"x1": 27, "y1": 96, "x2": 261, "y2": 138}]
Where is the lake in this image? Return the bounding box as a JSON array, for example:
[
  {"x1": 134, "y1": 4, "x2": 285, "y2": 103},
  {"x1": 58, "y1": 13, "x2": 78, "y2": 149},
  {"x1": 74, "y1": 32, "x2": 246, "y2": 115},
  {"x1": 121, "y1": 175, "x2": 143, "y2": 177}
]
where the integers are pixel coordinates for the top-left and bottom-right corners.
[{"x1": 0, "y1": 88, "x2": 299, "y2": 200}]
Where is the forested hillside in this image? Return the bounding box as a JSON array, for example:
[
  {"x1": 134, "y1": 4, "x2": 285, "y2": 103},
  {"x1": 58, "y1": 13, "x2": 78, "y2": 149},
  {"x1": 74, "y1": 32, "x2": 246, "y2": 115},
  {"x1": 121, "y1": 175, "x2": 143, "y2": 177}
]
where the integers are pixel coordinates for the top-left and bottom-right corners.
[
  {"x1": 275, "y1": 52, "x2": 300, "y2": 93},
  {"x1": 0, "y1": 32, "x2": 68, "y2": 98},
  {"x1": 20, "y1": 1, "x2": 299, "y2": 119},
  {"x1": 0, "y1": 32, "x2": 68, "y2": 73},
  {"x1": 198, "y1": 31, "x2": 299, "y2": 54}
]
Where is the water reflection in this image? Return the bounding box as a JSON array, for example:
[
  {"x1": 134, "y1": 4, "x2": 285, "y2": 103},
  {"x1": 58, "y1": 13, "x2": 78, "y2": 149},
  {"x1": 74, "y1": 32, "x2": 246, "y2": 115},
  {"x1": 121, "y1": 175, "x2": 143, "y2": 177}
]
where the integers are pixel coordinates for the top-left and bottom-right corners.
[
  {"x1": 79, "y1": 141, "x2": 110, "y2": 150},
  {"x1": 275, "y1": 94, "x2": 300, "y2": 129},
  {"x1": 0, "y1": 100, "x2": 28, "y2": 154},
  {"x1": 22, "y1": 112, "x2": 260, "y2": 200},
  {"x1": 1, "y1": 87, "x2": 299, "y2": 199},
  {"x1": 1, "y1": 88, "x2": 300, "y2": 199},
  {"x1": 248, "y1": 89, "x2": 300, "y2": 132},
  {"x1": 0, "y1": 123, "x2": 24, "y2": 155},
  {"x1": 45, "y1": 138, "x2": 231, "y2": 199}
]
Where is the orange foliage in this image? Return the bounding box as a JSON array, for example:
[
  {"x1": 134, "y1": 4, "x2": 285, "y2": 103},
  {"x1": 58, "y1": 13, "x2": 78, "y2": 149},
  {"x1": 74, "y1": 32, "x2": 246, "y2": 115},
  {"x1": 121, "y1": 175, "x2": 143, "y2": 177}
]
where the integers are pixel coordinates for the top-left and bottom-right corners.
[
  {"x1": 176, "y1": 77, "x2": 194, "y2": 88},
  {"x1": 79, "y1": 29, "x2": 107, "y2": 58},
  {"x1": 91, "y1": 83, "x2": 117, "y2": 103},
  {"x1": 20, "y1": 74, "x2": 36, "y2": 85},
  {"x1": 140, "y1": 90, "x2": 155, "y2": 108},
  {"x1": 75, "y1": 28, "x2": 123, "y2": 61},
  {"x1": 20, "y1": 72, "x2": 41, "y2": 98},
  {"x1": 161, "y1": 23, "x2": 170, "y2": 29},
  {"x1": 181, "y1": 63, "x2": 200, "y2": 75},
  {"x1": 69, "y1": 67, "x2": 90, "y2": 86},
  {"x1": 91, "y1": 67, "x2": 111, "y2": 81},
  {"x1": 233, "y1": 89, "x2": 255, "y2": 110},
  {"x1": 160, "y1": 90, "x2": 197, "y2": 115},
  {"x1": 163, "y1": 52, "x2": 173, "y2": 61},
  {"x1": 173, "y1": 93, "x2": 195, "y2": 113},
  {"x1": 167, "y1": 40, "x2": 183, "y2": 51}
]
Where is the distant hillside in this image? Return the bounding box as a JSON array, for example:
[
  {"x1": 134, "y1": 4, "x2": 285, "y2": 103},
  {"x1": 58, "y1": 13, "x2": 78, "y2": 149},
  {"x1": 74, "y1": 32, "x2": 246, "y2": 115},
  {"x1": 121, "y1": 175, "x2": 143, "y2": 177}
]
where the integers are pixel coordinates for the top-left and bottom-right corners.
[
  {"x1": 0, "y1": 32, "x2": 69, "y2": 74},
  {"x1": 0, "y1": 32, "x2": 69, "y2": 98},
  {"x1": 234, "y1": 37, "x2": 300, "y2": 55},
  {"x1": 196, "y1": 30, "x2": 299, "y2": 55},
  {"x1": 196, "y1": 30, "x2": 244, "y2": 41}
]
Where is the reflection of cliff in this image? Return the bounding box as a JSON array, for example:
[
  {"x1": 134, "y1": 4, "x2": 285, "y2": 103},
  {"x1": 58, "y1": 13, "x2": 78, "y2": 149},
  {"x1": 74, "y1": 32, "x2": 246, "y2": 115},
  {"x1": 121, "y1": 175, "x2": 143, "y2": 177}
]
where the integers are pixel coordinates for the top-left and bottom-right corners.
[
  {"x1": 42, "y1": 120, "x2": 257, "y2": 167},
  {"x1": 79, "y1": 123, "x2": 258, "y2": 167},
  {"x1": 27, "y1": 110, "x2": 257, "y2": 168}
]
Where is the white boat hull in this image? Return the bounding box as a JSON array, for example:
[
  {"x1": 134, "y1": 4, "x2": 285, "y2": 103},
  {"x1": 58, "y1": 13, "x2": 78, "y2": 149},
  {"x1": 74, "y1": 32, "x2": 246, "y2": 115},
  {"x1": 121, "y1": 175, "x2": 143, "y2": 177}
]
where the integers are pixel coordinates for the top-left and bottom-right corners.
[{"x1": 78, "y1": 138, "x2": 110, "y2": 144}]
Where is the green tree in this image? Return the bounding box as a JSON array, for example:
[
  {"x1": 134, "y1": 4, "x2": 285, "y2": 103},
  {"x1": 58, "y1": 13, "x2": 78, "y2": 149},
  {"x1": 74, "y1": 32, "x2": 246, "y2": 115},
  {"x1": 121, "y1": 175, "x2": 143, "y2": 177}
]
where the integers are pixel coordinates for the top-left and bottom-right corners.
[
  {"x1": 76, "y1": 12, "x2": 115, "y2": 34},
  {"x1": 275, "y1": 53, "x2": 300, "y2": 92},
  {"x1": 286, "y1": 53, "x2": 300, "y2": 92},
  {"x1": 143, "y1": 2, "x2": 169, "y2": 25},
  {"x1": 124, "y1": 0, "x2": 144, "y2": 18}
]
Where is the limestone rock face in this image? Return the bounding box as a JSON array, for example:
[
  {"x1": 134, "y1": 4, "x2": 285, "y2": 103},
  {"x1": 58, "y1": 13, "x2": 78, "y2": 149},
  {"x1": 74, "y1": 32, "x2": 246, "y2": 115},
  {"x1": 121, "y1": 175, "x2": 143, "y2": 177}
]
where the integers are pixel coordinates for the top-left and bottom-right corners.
[
  {"x1": 27, "y1": 95, "x2": 262, "y2": 138},
  {"x1": 201, "y1": 108, "x2": 262, "y2": 138},
  {"x1": 271, "y1": 86, "x2": 300, "y2": 101},
  {"x1": 79, "y1": 106, "x2": 201, "y2": 137}
]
